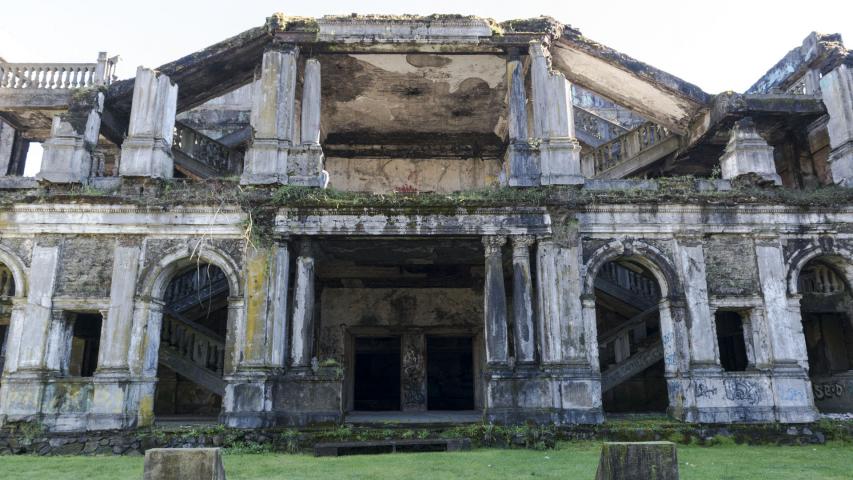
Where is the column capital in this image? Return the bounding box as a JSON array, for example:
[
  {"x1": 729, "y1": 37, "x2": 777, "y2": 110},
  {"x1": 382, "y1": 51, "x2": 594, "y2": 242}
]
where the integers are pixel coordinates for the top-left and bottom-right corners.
[
  {"x1": 511, "y1": 234, "x2": 536, "y2": 250},
  {"x1": 482, "y1": 235, "x2": 506, "y2": 256}
]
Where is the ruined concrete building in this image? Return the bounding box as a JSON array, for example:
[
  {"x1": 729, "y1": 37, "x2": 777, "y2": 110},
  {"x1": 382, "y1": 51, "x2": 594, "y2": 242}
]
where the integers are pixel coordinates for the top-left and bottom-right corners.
[{"x1": 0, "y1": 14, "x2": 851, "y2": 432}]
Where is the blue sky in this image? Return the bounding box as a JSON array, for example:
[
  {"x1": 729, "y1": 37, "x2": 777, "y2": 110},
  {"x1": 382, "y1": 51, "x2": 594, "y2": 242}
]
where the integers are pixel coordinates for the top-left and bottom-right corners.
[{"x1": 1, "y1": 0, "x2": 851, "y2": 94}]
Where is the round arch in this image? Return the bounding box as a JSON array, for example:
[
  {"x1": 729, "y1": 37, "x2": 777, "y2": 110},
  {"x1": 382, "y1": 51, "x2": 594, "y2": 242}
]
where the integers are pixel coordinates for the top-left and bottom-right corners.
[
  {"x1": 583, "y1": 238, "x2": 681, "y2": 299},
  {"x1": 138, "y1": 242, "x2": 243, "y2": 301},
  {"x1": 786, "y1": 244, "x2": 853, "y2": 296},
  {"x1": 0, "y1": 243, "x2": 28, "y2": 298}
]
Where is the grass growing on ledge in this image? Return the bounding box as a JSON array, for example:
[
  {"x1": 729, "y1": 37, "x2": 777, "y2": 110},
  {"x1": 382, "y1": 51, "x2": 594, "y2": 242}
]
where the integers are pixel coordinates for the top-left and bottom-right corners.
[{"x1": 0, "y1": 442, "x2": 851, "y2": 479}]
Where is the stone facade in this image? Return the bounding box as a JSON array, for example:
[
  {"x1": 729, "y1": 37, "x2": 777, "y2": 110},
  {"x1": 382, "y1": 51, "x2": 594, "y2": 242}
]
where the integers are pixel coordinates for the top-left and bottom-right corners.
[{"x1": 0, "y1": 14, "x2": 851, "y2": 432}]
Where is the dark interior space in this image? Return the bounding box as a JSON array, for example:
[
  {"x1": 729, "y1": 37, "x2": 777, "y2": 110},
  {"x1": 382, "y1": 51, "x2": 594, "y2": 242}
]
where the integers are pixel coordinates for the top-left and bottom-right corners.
[
  {"x1": 803, "y1": 313, "x2": 852, "y2": 375},
  {"x1": 595, "y1": 259, "x2": 668, "y2": 413},
  {"x1": 715, "y1": 311, "x2": 749, "y2": 372},
  {"x1": 354, "y1": 337, "x2": 401, "y2": 411},
  {"x1": 69, "y1": 313, "x2": 102, "y2": 378},
  {"x1": 427, "y1": 336, "x2": 474, "y2": 410}
]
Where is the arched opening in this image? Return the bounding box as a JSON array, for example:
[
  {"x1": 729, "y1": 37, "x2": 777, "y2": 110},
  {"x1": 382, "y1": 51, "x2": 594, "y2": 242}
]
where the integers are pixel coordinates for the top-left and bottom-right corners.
[
  {"x1": 153, "y1": 262, "x2": 231, "y2": 421},
  {"x1": 0, "y1": 262, "x2": 15, "y2": 376},
  {"x1": 594, "y1": 258, "x2": 668, "y2": 414},
  {"x1": 798, "y1": 257, "x2": 853, "y2": 412}
]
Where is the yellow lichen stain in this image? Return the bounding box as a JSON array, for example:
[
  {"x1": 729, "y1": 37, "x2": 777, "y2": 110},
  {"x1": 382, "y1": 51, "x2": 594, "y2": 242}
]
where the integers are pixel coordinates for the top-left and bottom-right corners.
[
  {"x1": 243, "y1": 249, "x2": 270, "y2": 360},
  {"x1": 138, "y1": 395, "x2": 154, "y2": 426}
]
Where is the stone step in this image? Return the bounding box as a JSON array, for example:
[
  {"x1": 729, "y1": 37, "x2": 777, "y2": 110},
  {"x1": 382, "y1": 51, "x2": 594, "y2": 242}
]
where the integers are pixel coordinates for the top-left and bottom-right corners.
[
  {"x1": 601, "y1": 339, "x2": 665, "y2": 393},
  {"x1": 159, "y1": 345, "x2": 226, "y2": 396},
  {"x1": 314, "y1": 438, "x2": 471, "y2": 457}
]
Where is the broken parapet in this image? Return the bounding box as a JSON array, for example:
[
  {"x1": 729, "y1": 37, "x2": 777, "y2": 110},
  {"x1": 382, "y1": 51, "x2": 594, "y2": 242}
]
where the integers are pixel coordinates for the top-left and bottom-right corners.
[
  {"x1": 37, "y1": 90, "x2": 104, "y2": 183},
  {"x1": 595, "y1": 442, "x2": 680, "y2": 480},
  {"x1": 747, "y1": 32, "x2": 848, "y2": 95},
  {"x1": 119, "y1": 67, "x2": 178, "y2": 178},
  {"x1": 719, "y1": 117, "x2": 782, "y2": 185},
  {"x1": 820, "y1": 63, "x2": 853, "y2": 186}
]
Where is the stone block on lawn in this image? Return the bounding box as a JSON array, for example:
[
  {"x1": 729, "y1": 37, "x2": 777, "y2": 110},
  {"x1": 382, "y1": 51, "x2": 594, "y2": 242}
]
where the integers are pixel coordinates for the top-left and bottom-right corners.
[
  {"x1": 143, "y1": 448, "x2": 226, "y2": 480},
  {"x1": 595, "y1": 441, "x2": 679, "y2": 480}
]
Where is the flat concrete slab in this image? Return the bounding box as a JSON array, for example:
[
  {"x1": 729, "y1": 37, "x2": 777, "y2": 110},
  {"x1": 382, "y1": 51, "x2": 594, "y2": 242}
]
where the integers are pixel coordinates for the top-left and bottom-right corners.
[{"x1": 314, "y1": 438, "x2": 472, "y2": 457}]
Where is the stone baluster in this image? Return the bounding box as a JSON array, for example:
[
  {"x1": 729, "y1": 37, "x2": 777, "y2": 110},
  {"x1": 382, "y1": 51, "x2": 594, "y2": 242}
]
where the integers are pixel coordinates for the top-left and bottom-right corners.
[
  {"x1": 483, "y1": 236, "x2": 508, "y2": 366},
  {"x1": 241, "y1": 47, "x2": 298, "y2": 185},
  {"x1": 529, "y1": 42, "x2": 583, "y2": 185},
  {"x1": 119, "y1": 67, "x2": 178, "y2": 178},
  {"x1": 819, "y1": 64, "x2": 853, "y2": 186},
  {"x1": 718, "y1": 117, "x2": 782, "y2": 185},
  {"x1": 37, "y1": 91, "x2": 104, "y2": 183},
  {"x1": 290, "y1": 239, "x2": 316, "y2": 370},
  {"x1": 511, "y1": 235, "x2": 536, "y2": 364}
]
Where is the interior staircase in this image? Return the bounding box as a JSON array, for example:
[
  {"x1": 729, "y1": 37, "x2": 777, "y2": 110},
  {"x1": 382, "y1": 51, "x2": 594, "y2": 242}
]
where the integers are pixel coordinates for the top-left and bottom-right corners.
[
  {"x1": 595, "y1": 262, "x2": 665, "y2": 393},
  {"x1": 583, "y1": 121, "x2": 680, "y2": 179},
  {"x1": 158, "y1": 267, "x2": 229, "y2": 396},
  {"x1": 172, "y1": 122, "x2": 243, "y2": 179}
]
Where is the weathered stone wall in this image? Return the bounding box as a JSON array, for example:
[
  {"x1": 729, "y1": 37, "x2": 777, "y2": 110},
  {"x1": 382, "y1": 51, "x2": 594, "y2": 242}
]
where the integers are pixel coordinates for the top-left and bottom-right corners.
[
  {"x1": 318, "y1": 287, "x2": 483, "y2": 362},
  {"x1": 55, "y1": 236, "x2": 115, "y2": 297},
  {"x1": 704, "y1": 236, "x2": 760, "y2": 296},
  {"x1": 325, "y1": 157, "x2": 501, "y2": 193}
]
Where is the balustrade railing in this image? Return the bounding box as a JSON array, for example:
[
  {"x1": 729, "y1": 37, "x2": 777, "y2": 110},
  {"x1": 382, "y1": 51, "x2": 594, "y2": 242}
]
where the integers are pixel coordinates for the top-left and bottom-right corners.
[
  {"x1": 163, "y1": 266, "x2": 229, "y2": 311},
  {"x1": 585, "y1": 122, "x2": 672, "y2": 176},
  {"x1": 161, "y1": 310, "x2": 225, "y2": 375},
  {"x1": 173, "y1": 123, "x2": 244, "y2": 176},
  {"x1": 598, "y1": 261, "x2": 659, "y2": 302},
  {"x1": 0, "y1": 52, "x2": 117, "y2": 90}
]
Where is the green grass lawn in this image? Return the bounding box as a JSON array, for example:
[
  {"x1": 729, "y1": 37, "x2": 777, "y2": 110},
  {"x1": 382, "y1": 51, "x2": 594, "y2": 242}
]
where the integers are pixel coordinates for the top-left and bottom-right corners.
[{"x1": 0, "y1": 442, "x2": 850, "y2": 479}]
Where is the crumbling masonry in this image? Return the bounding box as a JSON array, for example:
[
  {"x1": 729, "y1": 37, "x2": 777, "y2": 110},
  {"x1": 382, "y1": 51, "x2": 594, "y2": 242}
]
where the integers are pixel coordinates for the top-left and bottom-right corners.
[{"x1": 0, "y1": 14, "x2": 852, "y2": 432}]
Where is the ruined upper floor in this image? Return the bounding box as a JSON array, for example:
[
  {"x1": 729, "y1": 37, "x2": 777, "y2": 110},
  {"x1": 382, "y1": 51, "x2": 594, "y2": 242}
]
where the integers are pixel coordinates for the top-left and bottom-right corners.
[{"x1": 0, "y1": 14, "x2": 851, "y2": 194}]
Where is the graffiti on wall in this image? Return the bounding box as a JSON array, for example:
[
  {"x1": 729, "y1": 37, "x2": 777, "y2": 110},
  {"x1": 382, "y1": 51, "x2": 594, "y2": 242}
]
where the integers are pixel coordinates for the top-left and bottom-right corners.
[
  {"x1": 723, "y1": 378, "x2": 761, "y2": 405},
  {"x1": 813, "y1": 383, "x2": 844, "y2": 401}
]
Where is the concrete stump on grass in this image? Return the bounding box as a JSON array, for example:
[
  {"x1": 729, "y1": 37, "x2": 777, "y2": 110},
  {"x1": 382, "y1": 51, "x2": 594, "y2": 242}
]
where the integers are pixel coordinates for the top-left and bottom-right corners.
[
  {"x1": 595, "y1": 441, "x2": 679, "y2": 480},
  {"x1": 143, "y1": 447, "x2": 227, "y2": 480}
]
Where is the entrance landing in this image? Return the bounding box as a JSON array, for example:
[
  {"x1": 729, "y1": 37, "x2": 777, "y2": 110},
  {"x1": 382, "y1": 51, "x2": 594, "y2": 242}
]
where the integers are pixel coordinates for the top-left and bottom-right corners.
[{"x1": 345, "y1": 410, "x2": 482, "y2": 425}]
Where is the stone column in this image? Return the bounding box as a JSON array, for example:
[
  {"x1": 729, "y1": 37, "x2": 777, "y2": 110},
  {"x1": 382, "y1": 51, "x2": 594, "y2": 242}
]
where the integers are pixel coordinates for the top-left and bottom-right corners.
[
  {"x1": 505, "y1": 53, "x2": 538, "y2": 186},
  {"x1": 15, "y1": 245, "x2": 60, "y2": 371},
  {"x1": 581, "y1": 295, "x2": 600, "y2": 372},
  {"x1": 754, "y1": 236, "x2": 808, "y2": 367},
  {"x1": 536, "y1": 238, "x2": 566, "y2": 364},
  {"x1": 718, "y1": 117, "x2": 782, "y2": 185},
  {"x1": 96, "y1": 245, "x2": 140, "y2": 374},
  {"x1": 290, "y1": 57, "x2": 328, "y2": 188},
  {"x1": 529, "y1": 42, "x2": 583, "y2": 185},
  {"x1": 235, "y1": 239, "x2": 290, "y2": 371},
  {"x1": 290, "y1": 239, "x2": 316, "y2": 369},
  {"x1": 301, "y1": 59, "x2": 321, "y2": 146},
  {"x1": 511, "y1": 235, "x2": 536, "y2": 364},
  {"x1": 119, "y1": 67, "x2": 178, "y2": 178},
  {"x1": 0, "y1": 119, "x2": 16, "y2": 176},
  {"x1": 483, "y1": 236, "x2": 508, "y2": 366},
  {"x1": 819, "y1": 64, "x2": 853, "y2": 186},
  {"x1": 673, "y1": 236, "x2": 718, "y2": 368},
  {"x1": 401, "y1": 332, "x2": 427, "y2": 411},
  {"x1": 37, "y1": 91, "x2": 104, "y2": 183},
  {"x1": 241, "y1": 47, "x2": 298, "y2": 185}
]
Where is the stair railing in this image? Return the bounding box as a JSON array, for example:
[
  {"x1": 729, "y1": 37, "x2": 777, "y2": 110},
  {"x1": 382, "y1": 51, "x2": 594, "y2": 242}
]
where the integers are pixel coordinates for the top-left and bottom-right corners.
[
  {"x1": 161, "y1": 308, "x2": 225, "y2": 375},
  {"x1": 584, "y1": 121, "x2": 672, "y2": 176}
]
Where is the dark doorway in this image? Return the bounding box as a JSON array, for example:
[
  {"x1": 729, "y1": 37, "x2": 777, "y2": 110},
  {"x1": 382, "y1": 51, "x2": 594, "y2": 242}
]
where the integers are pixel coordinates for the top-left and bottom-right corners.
[
  {"x1": 354, "y1": 337, "x2": 401, "y2": 411},
  {"x1": 427, "y1": 336, "x2": 474, "y2": 410}
]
